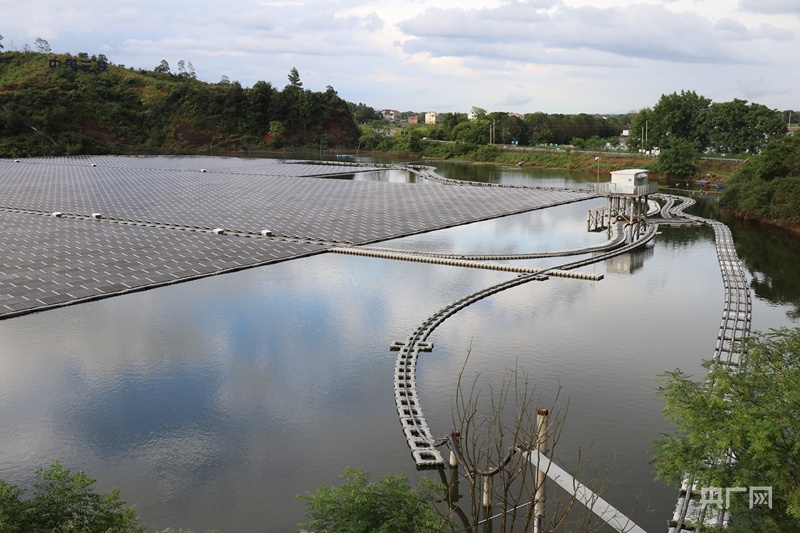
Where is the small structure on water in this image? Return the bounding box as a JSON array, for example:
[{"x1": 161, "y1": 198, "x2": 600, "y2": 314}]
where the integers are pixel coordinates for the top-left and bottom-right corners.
[
  {"x1": 607, "y1": 169, "x2": 650, "y2": 195},
  {"x1": 588, "y1": 169, "x2": 658, "y2": 240}
]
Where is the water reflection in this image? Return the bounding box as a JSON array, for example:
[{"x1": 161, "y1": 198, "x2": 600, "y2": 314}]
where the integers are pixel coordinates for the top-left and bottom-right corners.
[
  {"x1": 0, "y1": 164, "x2": 799, "y2": 533},
  {"x1": 728, "y1": 221, "x2": 800, "y2": 321}
]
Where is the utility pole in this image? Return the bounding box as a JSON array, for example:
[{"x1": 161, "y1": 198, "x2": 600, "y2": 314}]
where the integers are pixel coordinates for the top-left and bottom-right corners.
[
  {"x1": 533, "y1": 408, "x2": 549, "y2": 533},
  {"x1": 595, "y1": 156, "x2": 600, "y2": 186}
]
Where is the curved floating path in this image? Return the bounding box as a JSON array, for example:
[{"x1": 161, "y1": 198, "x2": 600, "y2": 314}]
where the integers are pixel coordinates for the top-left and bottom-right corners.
[
  {"x1": 657, "y1": 195, "x2": 752, "y2": 533},
  {"x1": 331, "y1": 246, "x2": 606, "y2": 279},
  {"x1": 391, "y1": 217, "x2": 658, "y2": 466},
  {"x1": 384, "y1": 163, "x2": 660, "y2": 466}
]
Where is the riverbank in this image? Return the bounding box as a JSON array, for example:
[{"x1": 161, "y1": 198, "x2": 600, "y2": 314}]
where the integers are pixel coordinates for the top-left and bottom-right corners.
[{"x1": 465, "y1": 147, "x2": 741, "y2": 183}]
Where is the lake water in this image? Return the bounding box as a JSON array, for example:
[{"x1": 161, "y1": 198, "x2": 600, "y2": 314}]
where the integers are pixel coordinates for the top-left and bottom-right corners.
[{"x1": 1, "y1": 159, "x2": 799, "y2": 532}]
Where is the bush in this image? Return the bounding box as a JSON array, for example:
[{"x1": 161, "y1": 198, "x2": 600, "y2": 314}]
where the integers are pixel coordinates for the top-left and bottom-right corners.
[
  {"x1": 0, "y1": 461, "x2": 146, "y2": 533},
  {"x1": 297, "y1": 467, "x2": 451, "y2": 533}
]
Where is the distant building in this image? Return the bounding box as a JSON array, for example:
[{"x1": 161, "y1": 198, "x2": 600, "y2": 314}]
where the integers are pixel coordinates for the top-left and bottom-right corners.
[
  {"x1": 425, "y1": 112, "x2": 439, "y2": 125},
  {"x1": 407, "y1": 115, "x2": 419, "y2": 125},
  {"x1": 382, "y1": 109, "x2": 401, "y2": 123},
  {"x1": 617, "y1": 129, "x2": 630, "y2": 150}
]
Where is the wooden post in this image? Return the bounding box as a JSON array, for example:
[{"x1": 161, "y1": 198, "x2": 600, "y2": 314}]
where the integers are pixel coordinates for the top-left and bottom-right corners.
[
  {"x1": 534, "y1": 408, "x2": 549, "y2": 533},
  {"x1": 482, "y1": 474, "x2": 493, "y2": 508},
  {"x1": 450, "y1": 430, "x2": 460, "y2": 469}
]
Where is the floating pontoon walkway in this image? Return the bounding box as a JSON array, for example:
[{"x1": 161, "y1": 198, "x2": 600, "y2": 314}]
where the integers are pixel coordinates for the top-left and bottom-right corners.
[
  {"x1": 391, "y1": 221, "x2": 658, "y2": 466},
  {"x1": 653, "y1": 195, "x2": 753, "y2": 533}
]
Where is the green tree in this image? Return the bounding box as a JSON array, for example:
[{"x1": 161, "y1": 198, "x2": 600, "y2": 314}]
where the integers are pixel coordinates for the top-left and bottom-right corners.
[
  {"x1": 647, "y1": 90, "x2": 711, "y2": 150},
  {"x1": 246, "y1": 80, "x2": 275, "y2": 135},
  {"x1": 0, "y1": 460, "x2": 146, "y2": 533},
  {"x1": 629, "y1": 107, "x2": 654, "y2": 152},
  {"x1": 154, "y1": 59, "x2": 170, "y2": 73},
  {"x1": 287, "y1": 67, "x2": 302, "y2": 89},
  {"x1": 655, "y1": 137, "x2": 700, "y2": 177},
  {"x1": 297, "y1": 467, "x2": 451, "y2": 533},
  {"x1": 470, "y1": 106, "x2": 487, "y2": 120},
  {"x1": 720, "y1": 134, "x2": 800, "y2": 223},
  {"x1": 524, "y1": 112, "x2": 553, "y2": 145},
  {"x1": 652, "y1": 327, "x2": 800, "y2": 532},
  {"x1": 705, "y1": 99, "x2": 786, "y2": 155},
  {"x1": 748, "y1": 133, "x2": 800, "y2": 182},
  {"x1": 451, "y1": 119, "x2": 489, "y2": 145},
  {"x1": 349, "y1": 102, "x2": 381, "y2": 124}
]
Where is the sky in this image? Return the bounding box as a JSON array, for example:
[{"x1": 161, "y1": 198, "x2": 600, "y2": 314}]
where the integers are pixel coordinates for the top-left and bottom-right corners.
[{"x1": 1, "y1": 0, "x2": 799, "y2": 115}]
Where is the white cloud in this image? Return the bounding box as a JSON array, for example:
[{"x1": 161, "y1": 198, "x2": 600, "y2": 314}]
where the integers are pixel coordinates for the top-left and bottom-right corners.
[
  {"x1": 0, "y1": 0, "x2": 798, "y2": 113},
  {"x1": 738, "y1": 0, "x2": 800, "y2": 16}
]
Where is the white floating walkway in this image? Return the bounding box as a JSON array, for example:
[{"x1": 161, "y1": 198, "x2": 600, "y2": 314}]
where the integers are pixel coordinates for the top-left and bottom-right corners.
[
  {"x1": 390, "y1": 220, "x2": 658, "y2": 468},
  {"x1": 330, "y1": 246, "x2": 604, "y2": 280},
  {"x1": 655, "y1": 195, "x2": 752, "y2": 533}
]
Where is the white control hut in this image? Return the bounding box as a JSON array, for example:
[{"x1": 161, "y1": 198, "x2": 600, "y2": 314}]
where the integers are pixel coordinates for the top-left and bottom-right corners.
[{"x1": 609, "y1": 169, "x2": 649, "y2": 195}]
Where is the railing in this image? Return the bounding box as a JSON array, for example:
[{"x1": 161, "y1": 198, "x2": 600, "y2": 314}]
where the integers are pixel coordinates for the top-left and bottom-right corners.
[{"x1": 596, "y1": 182, "x2": 659, "y2": 195}]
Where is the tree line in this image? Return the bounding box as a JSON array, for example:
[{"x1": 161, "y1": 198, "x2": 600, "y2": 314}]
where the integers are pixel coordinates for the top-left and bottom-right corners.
[
  {"x1": 364, "y1": 91, "x2": 794, "y2": 176},
  {"x1": 0, "y1": 49, "x2": 360, "y2": 157},
  {"x1": 1, "y1": 45, "x2": 795, "y2": 165}
]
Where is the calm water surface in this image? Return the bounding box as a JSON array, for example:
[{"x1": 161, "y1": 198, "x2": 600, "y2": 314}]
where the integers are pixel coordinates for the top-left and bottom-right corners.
[{"x1": 1, "y1": 161, "x2": 799, "y2": 532}]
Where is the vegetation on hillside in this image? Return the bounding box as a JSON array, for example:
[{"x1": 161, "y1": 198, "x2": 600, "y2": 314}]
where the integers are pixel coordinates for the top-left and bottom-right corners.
[
  {"x1": 720, "y1": 134, "x2": 800, "y2": 226},
  {"x1": 0, "y1": 50, "x2": 360, "y2": 156}
]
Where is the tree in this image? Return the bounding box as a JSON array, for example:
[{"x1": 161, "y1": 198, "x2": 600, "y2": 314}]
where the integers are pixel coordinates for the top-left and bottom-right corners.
[
  {"x1": 652, "y1": 327, "x2": 800, "y2": 532},
  {"x1": 0, "y1": 460, "x2": 146, "y2": 533},
  {"x1": 297, "y1": 362, "x2": 622, "y2": 533},
  {"x1": 655, "y1": 137, "x2": 700, "y2": 177},
  {"x1": 720, "y1": 135, "x2": 800, "y2": 224},
  {"x1": 705, "y1": 99, "x2": 786, "y2": 155},
  {"x1": 451, "y1": 119, "x2": 490, "y2": 145},
  {"x1": 246, "y1": 80, "x2": 275, "y2": 134},
  {"x1": 1, "y1": 34, "x2": 5, "y2": 50},
  {"x1": 647, "y1": 90, "x2": 711, "y2": 150},
  {"x1": 287, "y1": 67, "x2": 302, "y2": 89},
  {"x1": 154, "y1": 59, "x2": 170, "y2": 73},
  {"x1": 445, "y1": 363, "x2": 617, "y2": 532},
  {"x1": 268, "y1": 120, "x2": 286, "y2": 137},
  {"x1": 349, "y1": 102, "x2": 381, "y2": 124},
  {"x1": 297, "y1": 467, "x2": 451, "y2": 533},
  {"x1": 748, "y1": 133, "x2": 800, "y2": 182},
  {"x1": 470, "y1": 106, "x2": 487, "y2": 120},
  {"x1": 34, "y1": 38, "x2": 51, "y2": 54}
]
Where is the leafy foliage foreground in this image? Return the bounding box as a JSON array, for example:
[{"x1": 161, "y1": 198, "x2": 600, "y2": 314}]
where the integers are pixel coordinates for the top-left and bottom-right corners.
[
  {"x1": 0, "y1": 460, "x2": 146, "y2": 533},
  {"x1": 297, "y1": 467, "x2": 451, "y2": 533},
  {"x1": 652, "y1": 327, "x2": 800, "y2": 532}
]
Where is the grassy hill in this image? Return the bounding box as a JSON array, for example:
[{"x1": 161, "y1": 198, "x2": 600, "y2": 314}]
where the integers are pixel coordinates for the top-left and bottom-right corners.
[{"x1": 0, "y1": 51, "x2": 360, "y2": 157}]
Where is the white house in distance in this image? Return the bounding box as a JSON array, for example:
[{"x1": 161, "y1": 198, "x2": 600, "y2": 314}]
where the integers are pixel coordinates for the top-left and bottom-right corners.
[
  {"x1": 425, "y1": 112, "x2": 439, "y2": 125},
  {"x1": 382, "y1": 109, "x2": 401, "y2": 123}
]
